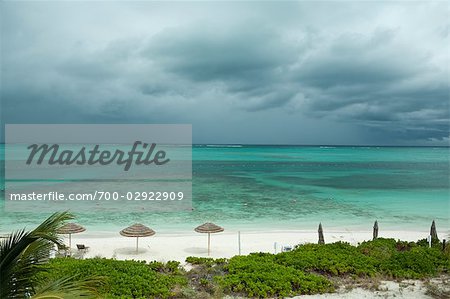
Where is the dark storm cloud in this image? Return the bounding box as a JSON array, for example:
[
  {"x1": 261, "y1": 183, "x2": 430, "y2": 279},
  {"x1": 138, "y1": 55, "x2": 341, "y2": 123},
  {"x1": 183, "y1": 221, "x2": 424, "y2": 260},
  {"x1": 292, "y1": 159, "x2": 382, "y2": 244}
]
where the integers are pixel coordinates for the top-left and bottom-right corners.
[
  {"x1": 138, "y1": 18, "x2": 448, "y2": 141},
  {"x1": 1, "y1": 1, "x2": 448, "y2": 145},
  {"x1": 141, "y1": 22, "x2": 302, "y2": 112},
  {"x1": 297, "y1": 39, "x2": 423, "y2": 88},
  {"x1": 144, "y1": 24, "x2": 296, "y2": 82}
]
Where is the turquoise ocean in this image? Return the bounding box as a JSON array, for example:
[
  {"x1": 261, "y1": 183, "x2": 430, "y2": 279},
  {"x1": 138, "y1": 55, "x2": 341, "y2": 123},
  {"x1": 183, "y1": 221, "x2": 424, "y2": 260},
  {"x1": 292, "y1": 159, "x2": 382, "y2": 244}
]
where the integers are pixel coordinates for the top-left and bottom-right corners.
[{"x1": 0, "y1": 145, "x2": 449, "y2": 233}]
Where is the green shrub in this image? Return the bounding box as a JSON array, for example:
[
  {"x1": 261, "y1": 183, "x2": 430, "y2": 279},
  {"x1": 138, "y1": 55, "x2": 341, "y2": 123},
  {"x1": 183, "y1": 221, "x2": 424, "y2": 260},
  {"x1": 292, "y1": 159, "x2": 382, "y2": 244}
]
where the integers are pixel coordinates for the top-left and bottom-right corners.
[
  {"x1": 38, "y1": 258, "x2": 187, "y2": 299},
  {"x1": 185, "y1": 256, "x2": 227, "y2": 267},
  {"x1": 358, "y1": 238, "x2": 398, "y2": 260},
  {"x1": 149, "y1": 260, "x2": 182, "y2": 274},
  {"x1": 358, "y1": 238, "x2": 449, "y2": 279},
  {"x1": 416, "y1": 237, "x2": 442, "y2": 248},
  {"x1": 381, "y1": 246, "x2": 449, "y2": 279},
  {"x1": 276, "y1": 242, "x2": 378, "y2": 276},
  {"x1": 37, "y1": 238, "x2": 450, "y2": 299},
  {"x1": 218, "y1": 254, "x2": 334, "y2": 298},
  {"x1": 358, "y1": 238, "x2": 416, "y2": 260}
]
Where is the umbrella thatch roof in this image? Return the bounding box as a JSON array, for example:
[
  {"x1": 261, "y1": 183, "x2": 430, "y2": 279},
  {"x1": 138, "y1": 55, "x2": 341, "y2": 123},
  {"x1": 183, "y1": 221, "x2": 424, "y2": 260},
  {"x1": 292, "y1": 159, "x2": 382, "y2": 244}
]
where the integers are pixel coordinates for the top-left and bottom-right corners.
[
  {"x1": 195, "y1": 222, "x2": 224, "y2": 234},
  {"x1": 56, "y1": 223, "x2": 86, "y2": 234},
  {"x1": 120, "y1": 223, "x2": 155, "y2": 238}
]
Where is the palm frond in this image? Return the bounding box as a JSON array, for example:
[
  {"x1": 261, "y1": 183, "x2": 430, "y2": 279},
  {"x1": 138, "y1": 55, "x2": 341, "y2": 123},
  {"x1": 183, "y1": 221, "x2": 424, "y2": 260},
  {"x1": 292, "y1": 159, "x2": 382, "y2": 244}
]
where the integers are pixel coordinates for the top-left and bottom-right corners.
[
  {"x1": 13, "y1": 239, "x2": 56, "y2": 294},
  {"x1": 32, "y1": 275, "x2": 103, "y2": 299},
  {"x1": 31, "y1": 211, "x2": 74, "y2": 244},
  {"x1": 0, "y1": 229, "x2": 33, "y2": 298},
  {"x1": 0, "y1": 211, "x2": 74, "y2": 299}
]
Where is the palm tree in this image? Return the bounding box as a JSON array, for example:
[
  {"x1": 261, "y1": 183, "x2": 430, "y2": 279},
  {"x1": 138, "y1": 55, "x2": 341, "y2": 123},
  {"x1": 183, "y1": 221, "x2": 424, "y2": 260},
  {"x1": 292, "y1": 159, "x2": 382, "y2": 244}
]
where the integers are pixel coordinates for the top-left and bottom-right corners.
[{"x1": 0, "y1": 211, "x2": 99, "y2": 298}]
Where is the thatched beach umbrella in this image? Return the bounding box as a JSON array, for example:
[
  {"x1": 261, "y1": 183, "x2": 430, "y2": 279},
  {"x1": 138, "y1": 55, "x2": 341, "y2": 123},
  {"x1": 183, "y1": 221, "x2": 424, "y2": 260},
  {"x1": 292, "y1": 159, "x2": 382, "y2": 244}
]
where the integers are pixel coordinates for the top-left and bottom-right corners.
[
  {"x1": 373, "y1": 220, "x2": 379, "y2": 240},
  {"x1": 195, "y1": 222, "x2": 224, "y2": 256},
  {"x1": 318, "y1": 223, "x2": 325, "y2": 244},
  {"x1": 56, "y1": 223, "x2": 86, "y2": 249},
  {"x1": 120, "y1": 223, "x2": 155, "y2": 253},
  {"x1": 430, "y1": 220, "x2": 438, "y2": 241}
]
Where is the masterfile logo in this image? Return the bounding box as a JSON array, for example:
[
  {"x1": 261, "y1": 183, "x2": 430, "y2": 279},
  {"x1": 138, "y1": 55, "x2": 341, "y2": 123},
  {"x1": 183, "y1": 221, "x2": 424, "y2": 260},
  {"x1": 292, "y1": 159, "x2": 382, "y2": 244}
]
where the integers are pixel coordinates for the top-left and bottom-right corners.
[
  {"x1": 5, "y1": 124, "x2": 192, "y2": 212},
  {"x1": 26, "y1": 141, "x2": 170, "y2": 171}
]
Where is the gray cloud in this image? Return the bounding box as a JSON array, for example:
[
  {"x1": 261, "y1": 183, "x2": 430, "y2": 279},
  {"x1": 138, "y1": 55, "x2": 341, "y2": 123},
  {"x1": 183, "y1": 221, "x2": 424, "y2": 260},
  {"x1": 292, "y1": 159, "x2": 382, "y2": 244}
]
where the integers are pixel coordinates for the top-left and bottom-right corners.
[
  {"x1": 145, "y1": 24, "x2": 296, "y2": 81},
  {"x1": 1, "y1": 1, "x2": 448, "y2": 145}
]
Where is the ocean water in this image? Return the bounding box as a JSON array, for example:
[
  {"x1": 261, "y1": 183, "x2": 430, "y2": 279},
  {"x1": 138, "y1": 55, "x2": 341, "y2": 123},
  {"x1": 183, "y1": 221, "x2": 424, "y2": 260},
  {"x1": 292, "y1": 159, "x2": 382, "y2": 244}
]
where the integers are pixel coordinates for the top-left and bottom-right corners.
[{"x1": 0, "y1": 145, "x2": 449, "y2": 233}]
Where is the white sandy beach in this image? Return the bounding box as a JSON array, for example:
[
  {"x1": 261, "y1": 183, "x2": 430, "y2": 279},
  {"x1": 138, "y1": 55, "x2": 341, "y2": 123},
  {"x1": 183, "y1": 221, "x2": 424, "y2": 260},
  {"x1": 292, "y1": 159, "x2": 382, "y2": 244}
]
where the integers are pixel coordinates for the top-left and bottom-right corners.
[
  {"x1": 59, "y1": 229, "x2": 447, "y2": 263},
  {"x1": 292, "y1": 278, "x2": 449, "y2": 299},
  {"x1": 61, "y1": 228, "x2": 450, "y2": 298}
]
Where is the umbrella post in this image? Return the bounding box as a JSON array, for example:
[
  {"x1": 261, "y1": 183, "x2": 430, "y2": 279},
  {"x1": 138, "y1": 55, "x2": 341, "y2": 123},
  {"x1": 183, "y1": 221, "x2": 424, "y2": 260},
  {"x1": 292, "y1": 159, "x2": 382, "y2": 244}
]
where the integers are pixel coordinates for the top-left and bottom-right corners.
[
  {"x1": 208, "y1": 233, "x2": 211, "y2": 256},
  {"x1": 68, "y1": 234, "x2": 72, "y2": 256},
  {"x1": 194, "y1": 222, "x2": 224, "y2": 257},
  {"x1": 238, "y1": 231, "x2": 241, "y2": 255},
  {"x1": 120, "y1": 223, "x2": 155, "y2": 255}
]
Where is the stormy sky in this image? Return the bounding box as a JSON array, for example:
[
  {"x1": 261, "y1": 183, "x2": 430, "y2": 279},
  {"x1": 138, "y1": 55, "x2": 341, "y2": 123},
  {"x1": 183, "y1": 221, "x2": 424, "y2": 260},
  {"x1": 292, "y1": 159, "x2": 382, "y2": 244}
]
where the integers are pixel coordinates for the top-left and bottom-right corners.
[{"x1": 1, "y1": 1, "x2": 449, "y2": 145}]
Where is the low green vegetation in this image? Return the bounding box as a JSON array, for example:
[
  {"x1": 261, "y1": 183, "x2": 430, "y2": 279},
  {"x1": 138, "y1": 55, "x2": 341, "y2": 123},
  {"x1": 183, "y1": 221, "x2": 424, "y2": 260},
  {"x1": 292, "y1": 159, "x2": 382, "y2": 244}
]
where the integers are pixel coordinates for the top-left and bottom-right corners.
[
  {"x1": 38, "y1": 258, "x2": 187, "y2": 299},
  {"x1": 4, "y1": 212, "x2": 447, "y2": 298},
  {"x1": 36, "y1": 238, "x2": 449, "y2": 298},
  {"x1": 359, "y1": 238, "x2": 449, "y2": 278},
  {"x1": 185, "y1": 256, "x2": 227, "y2": 267},
  {"x1": 218, "y1": 253, "x2": 334, "y2": 297},
  {"x1": 187, "y1": 238, "x2": 449, "y2": 298},
  {"x1": 276, "y1": 241, "x2": 377, "y2": 276}
]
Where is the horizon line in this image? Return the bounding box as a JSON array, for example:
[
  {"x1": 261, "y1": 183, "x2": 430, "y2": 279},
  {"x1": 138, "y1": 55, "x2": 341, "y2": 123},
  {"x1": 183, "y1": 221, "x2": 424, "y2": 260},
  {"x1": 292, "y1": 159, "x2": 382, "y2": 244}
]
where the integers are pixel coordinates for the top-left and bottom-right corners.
[
  {"x1": 194, "y1": 144, "x2": 449, "y2": 147},
  {"x1": 0, "y1": 143, "x2": 448, "y2": 147}
]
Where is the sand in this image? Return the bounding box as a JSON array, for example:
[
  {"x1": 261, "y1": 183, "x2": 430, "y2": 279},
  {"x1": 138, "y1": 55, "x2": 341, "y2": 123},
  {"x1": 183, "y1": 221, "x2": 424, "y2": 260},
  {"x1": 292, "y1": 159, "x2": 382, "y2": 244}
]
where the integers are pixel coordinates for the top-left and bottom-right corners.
[
  {"x1": 292, "y1": 280, "x2": 432, "y2": 299},
  {"x1": 59, "y1": 229, "x2": 439, "y2": 262},
  {"x1": 52, "y1": 229, "x2": 449, "y2": 298}
]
